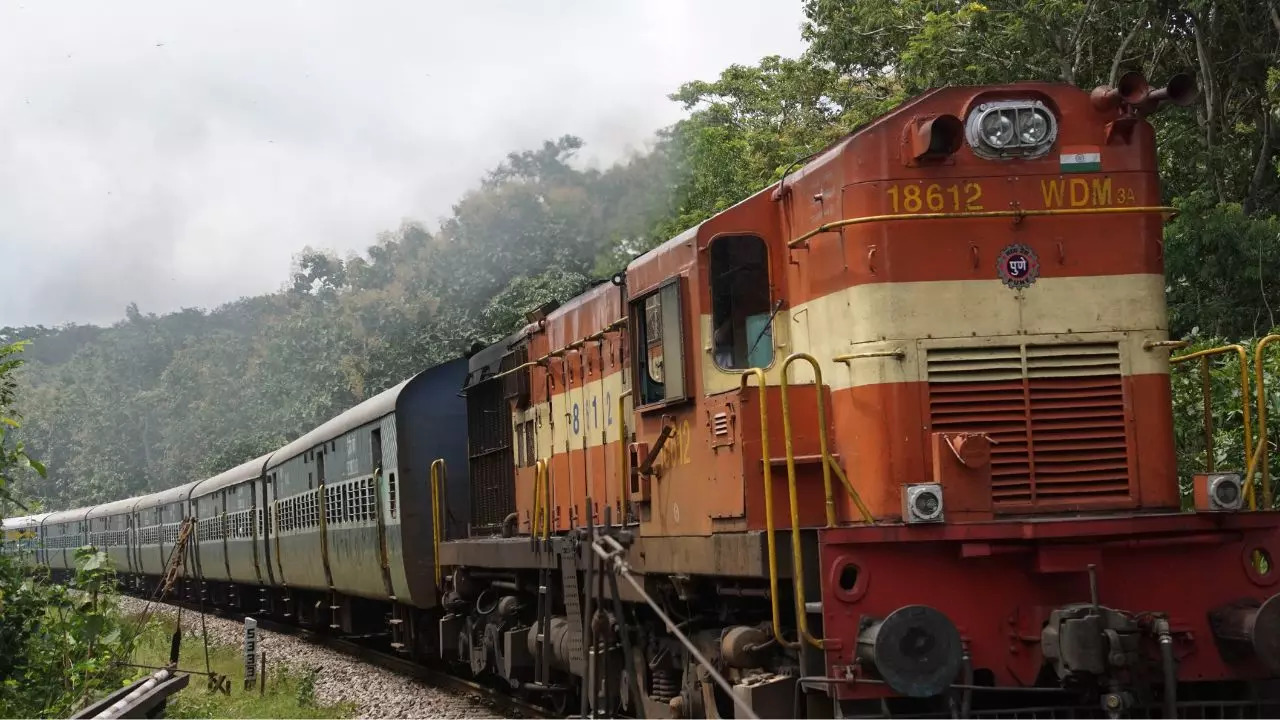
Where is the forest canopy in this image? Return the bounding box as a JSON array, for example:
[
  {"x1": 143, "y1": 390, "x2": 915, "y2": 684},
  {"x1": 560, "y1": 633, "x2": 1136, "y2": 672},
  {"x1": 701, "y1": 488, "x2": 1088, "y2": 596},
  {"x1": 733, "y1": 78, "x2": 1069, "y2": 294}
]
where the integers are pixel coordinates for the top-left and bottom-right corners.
[{"x1": 5, "y1": 0, "x2": 1279, "y2": 509}]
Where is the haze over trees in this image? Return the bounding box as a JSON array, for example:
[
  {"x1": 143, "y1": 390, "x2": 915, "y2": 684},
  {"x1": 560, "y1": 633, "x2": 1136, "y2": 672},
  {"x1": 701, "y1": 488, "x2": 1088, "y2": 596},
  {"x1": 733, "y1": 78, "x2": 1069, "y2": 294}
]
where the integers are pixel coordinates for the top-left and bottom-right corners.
[{"x1": 4, "y1": 0, "x2": 1279, "y2": 509}]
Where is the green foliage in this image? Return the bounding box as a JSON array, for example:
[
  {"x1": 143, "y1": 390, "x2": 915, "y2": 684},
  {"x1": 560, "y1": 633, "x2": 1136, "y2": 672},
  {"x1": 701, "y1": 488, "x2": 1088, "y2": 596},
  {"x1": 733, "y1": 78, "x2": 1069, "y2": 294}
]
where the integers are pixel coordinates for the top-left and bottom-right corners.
[
  {"x1": 1164, "y1": 194, "x2": 1280, "y2": 338},
  {"x1": 1169, "y1": 334, "x2": 1280, "y2": 509},
  {"x1": 0, "y1": 342, "x2": 44, "y2": 512},
  {"x1": 0, "y1": 547, "x2": 134, "y2": 718},
  {"x1": 481, "y1": 269, "x2": 595, "y2": 342},
  {"x1": 1, "y1": 344, "x2": 134, "y2": 717},
  {"x1": 294, "y1": 667, "x2": 319, "y2": 709}
]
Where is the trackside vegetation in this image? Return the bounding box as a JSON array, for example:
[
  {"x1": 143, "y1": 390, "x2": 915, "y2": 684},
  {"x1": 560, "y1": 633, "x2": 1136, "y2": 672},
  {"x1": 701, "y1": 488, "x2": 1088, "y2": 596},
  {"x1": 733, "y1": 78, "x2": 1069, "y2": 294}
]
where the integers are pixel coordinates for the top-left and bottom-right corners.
[
  {"x1": 0, "y1": 343, "x2": 351, "y2": 718},
  {"x1": 126, "y1": 615, "x2": 354, "y2": 719}
]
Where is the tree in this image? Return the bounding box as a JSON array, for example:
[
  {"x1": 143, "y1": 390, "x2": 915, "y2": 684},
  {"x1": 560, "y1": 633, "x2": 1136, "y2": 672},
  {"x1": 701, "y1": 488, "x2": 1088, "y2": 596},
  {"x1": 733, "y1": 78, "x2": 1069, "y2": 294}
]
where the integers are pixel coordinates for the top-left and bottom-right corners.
[{"x1": 0, "y1": 342, "x2": 133, "y2": 717}]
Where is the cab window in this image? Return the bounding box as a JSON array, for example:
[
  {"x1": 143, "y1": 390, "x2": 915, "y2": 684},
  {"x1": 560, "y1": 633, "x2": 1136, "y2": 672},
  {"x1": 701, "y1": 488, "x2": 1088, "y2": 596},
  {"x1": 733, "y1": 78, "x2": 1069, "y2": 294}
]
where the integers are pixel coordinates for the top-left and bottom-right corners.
[
  {"x1": 634, "y1": 280, "x2": 687, "y2": 407},
  {"x1": 709, "y1": 235, "x2": 773, "y2": 370}
]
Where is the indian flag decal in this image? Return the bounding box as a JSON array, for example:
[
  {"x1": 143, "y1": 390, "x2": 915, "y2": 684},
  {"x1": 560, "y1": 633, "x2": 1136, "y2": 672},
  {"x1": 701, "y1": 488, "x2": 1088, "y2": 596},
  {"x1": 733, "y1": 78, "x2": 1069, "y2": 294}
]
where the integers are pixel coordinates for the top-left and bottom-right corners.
[{"x1": 1060, "y1": 145, "x2": 1101, "y2": 173}]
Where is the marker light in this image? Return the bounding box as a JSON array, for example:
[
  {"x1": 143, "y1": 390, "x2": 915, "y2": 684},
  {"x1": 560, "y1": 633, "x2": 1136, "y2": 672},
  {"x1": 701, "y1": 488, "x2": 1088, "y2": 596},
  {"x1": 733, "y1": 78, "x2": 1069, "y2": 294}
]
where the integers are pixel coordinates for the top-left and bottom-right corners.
[
  {"x1": 1209, "y1": 473, "x2": 1244, "y2": 511},
  {"x1": 903, "y1": 483, "x2": 945, "y2": 524},
  {"x1": 966, "y1": 100, "x2": 1058, "y2": 158}
]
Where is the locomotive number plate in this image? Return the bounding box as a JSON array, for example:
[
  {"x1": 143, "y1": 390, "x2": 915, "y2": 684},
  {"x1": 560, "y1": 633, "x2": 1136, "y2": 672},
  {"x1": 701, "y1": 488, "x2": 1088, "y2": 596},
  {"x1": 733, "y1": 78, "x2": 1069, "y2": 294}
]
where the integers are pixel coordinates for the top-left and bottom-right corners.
[
  {"x1": 881, "y1": 178, "x2": 1138, "y2": 215},
  {"x1": 885, "y1": 181, "x2": 984, "y2": 214}
]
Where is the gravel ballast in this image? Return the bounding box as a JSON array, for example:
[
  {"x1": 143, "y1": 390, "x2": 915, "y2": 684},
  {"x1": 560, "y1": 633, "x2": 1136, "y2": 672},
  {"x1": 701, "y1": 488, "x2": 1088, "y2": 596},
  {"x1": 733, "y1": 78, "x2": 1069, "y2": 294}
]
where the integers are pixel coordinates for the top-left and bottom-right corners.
[{"x1": 116, "y1": 596, "x2": 506, "y2": 719}]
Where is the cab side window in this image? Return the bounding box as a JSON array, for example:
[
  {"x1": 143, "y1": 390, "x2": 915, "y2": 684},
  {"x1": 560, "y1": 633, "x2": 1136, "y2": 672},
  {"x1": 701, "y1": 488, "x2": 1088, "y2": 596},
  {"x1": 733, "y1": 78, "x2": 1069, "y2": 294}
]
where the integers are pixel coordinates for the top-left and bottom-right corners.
[
  {"x1": 709, "y1": 235, "x2": 773, "y2": 370},
  {"x1": 634, "y1": 281, "x2": 687, "y2": 407}
]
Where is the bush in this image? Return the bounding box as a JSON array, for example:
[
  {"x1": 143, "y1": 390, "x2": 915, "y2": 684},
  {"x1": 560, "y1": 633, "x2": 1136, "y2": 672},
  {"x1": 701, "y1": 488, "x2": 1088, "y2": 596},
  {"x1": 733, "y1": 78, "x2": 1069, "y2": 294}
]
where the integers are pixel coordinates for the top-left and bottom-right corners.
[
  {"x1": 0, "y1": 340, "x2": 135, "y2": 717},
  {"x1": 1169, "y1": 333, "x2": 1280, "y2": 508},
  {"x1": 0, "y1": 546, "x2": 135, "y2": 717}
]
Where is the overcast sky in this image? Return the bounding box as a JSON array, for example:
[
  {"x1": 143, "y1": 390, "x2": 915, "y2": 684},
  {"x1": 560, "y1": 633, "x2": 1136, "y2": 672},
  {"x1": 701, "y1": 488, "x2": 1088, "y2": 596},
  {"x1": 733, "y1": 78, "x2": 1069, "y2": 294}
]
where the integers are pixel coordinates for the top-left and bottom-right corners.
[{"x1": 0, "y1": 1, "x2": 807, "y2": 328}]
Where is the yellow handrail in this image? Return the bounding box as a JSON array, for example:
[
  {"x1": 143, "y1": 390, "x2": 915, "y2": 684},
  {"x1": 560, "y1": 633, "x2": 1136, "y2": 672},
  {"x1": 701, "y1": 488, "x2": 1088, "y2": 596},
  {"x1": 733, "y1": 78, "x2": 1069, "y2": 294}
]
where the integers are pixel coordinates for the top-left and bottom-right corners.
[
  {"x1": 541, "y1": 461, "x2": 552, "y2": 540},
  {"x1": 739, "y1": 369, "x2": 795, "y2": 650},
  {"x1": 1244, "y1": 439, "x2": 1266, "y2": 510},
  {"x1": 1255, "y1": 335, "x2": 1280, "y2": 509},
  {"x1": 429, "y1": 459, "x2": 446, "y2": 586},
  {"x1": 1170, "y1": 345, "x2": 1254, "y2": 508},
  {"x1": 781, "y1": 354, "x2": 837, "y2": 528},
  {"x1": 788, "y1": 205, "x2": 1178, "y2": 249},
  {"x1": 531, "y1": 458, "x2": 544, "y2": 540},
  {"x1": 617, "y1": 389, "x2": 632, "y2": 525},
  {"x1": 778, "y1": 354, "x2": 832, "y2": 650},
  {"x1": 531, "y1": 458, "x2": 552, "y2": 541}
]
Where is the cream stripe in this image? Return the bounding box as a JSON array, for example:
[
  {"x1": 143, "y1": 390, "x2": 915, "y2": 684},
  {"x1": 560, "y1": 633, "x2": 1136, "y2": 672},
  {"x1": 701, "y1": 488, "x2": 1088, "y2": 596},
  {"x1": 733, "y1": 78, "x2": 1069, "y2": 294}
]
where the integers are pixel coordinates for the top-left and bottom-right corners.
[
  {"x1": 514, "y1": 365, "x2": 632, "y2": 459},
  {"x1": 700, "y1": 274, "x2": 1170, "y2": 394}
]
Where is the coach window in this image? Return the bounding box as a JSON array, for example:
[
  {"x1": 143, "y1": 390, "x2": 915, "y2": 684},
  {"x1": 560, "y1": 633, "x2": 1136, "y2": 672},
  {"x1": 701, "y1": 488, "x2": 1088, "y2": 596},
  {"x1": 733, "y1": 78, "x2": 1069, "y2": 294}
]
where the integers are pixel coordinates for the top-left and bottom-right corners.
[
  {"x1": 710, "y1": 235, "x2": 773, "y2": 370},
  {"x1": 634, "y1": 280, "x2": 687, "y2": 407}
]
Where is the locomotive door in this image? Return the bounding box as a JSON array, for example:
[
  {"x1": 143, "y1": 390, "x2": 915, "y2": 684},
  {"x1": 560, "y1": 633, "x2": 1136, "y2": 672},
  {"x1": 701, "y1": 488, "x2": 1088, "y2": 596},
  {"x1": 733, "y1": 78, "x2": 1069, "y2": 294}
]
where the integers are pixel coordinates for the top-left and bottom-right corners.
[{"x1": 627, "y1": 277, "x2": 707, "y2": 533}]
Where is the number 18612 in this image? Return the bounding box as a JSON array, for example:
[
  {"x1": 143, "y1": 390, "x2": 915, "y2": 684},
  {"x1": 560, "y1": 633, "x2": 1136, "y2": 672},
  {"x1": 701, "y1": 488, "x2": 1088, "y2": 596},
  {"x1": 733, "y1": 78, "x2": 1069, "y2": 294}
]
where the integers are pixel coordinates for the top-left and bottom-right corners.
[{"x1": 885, "y1": 182, "x2": 984, "y2": 214}]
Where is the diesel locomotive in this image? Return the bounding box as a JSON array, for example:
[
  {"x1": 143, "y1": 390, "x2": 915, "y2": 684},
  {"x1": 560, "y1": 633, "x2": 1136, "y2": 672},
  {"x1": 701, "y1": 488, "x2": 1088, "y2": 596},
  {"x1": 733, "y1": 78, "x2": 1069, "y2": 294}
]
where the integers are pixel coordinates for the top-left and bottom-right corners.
[{"x1": 9, "y1": 71, "x2": 1280, "y2": 718}]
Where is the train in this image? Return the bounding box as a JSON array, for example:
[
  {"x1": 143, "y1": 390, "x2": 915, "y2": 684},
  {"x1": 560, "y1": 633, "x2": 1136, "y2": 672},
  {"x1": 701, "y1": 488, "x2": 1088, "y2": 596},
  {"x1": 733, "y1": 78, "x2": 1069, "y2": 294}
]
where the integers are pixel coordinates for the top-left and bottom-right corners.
[{"x1": 7, "y1": 70, "x2": 1280, "y2": 718}]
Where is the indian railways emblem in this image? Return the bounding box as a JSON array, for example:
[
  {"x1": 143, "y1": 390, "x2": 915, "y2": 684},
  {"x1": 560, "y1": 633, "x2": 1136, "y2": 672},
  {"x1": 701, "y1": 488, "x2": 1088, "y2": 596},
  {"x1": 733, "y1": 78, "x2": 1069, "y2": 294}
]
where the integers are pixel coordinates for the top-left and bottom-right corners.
[{"x1": 996, "y1": 244, "x2": 1040, "y2": 289}]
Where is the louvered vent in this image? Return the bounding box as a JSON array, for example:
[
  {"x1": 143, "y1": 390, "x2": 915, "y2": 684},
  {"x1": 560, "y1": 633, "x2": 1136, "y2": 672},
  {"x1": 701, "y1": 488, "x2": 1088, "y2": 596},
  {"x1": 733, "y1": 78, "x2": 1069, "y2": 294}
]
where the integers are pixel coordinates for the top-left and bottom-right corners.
[
  {"x1": 927, "y1": 343, "x2": 1130, "y2": 509},
  {"x1": 712, "y1": 412, "x2": 730, "y2": 437}
]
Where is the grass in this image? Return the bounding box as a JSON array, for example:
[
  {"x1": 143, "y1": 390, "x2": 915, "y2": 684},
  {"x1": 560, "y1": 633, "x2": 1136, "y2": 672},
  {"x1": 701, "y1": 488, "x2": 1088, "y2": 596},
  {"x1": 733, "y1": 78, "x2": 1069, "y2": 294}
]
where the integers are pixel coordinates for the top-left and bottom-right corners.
[{"x1": 122, "y1": 614, "x2": 356, "y2": 719}]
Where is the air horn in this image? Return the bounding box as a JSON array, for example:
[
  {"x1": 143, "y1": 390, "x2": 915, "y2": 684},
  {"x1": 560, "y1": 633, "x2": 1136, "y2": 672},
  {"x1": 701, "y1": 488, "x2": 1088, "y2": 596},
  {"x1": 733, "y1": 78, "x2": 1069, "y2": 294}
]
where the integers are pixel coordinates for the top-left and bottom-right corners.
[{"x1": 1091, "y1": 71, "x2": 1197, "y2": 116}]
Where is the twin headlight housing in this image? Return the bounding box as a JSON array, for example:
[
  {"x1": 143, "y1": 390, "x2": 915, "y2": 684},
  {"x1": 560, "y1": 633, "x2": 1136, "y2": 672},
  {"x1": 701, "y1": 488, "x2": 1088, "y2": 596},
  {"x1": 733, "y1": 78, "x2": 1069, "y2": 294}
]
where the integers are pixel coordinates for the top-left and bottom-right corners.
[{"x1": 965, "y1": 100, "x2": 1058, "y2": 158}]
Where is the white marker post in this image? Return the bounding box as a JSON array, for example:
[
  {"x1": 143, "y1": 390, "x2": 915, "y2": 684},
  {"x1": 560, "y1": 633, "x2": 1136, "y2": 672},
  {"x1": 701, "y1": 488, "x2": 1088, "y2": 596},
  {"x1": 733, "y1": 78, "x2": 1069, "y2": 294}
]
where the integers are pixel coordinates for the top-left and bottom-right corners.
[{"x1": 243, "y1": 617, "x2": 258, "y2": 691}]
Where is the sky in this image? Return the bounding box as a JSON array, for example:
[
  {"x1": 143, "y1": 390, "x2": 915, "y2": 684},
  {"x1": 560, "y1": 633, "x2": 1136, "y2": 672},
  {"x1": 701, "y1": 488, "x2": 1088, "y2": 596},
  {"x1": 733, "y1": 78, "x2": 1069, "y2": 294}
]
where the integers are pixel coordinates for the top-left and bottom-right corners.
[{"x1": 0, "y1": 1, "x2": 808, "y2": 327}]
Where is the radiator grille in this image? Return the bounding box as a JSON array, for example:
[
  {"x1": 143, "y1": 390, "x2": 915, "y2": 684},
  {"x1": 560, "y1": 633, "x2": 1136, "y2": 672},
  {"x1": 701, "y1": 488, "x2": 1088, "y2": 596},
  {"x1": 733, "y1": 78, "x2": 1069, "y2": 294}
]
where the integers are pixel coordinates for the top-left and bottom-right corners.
[{"x1": 927, "y1": 342, "x2": 1130, "y2": 509}]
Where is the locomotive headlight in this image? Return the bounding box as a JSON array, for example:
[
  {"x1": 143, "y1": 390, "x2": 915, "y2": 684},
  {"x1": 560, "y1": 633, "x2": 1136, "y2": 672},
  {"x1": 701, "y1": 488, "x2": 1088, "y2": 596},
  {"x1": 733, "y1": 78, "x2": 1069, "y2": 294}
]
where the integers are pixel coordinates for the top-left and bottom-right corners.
[
  {"x1": 1017, "y1": 109, "x2": 1050, "y2": 144},
  {"x1": 979, "y1": 110, "x2": 1014, "y2": 148},
  {"x1": 966, "y1": 100, "x2": 1058, "y2": 158},
  {"x1": 1209, "y1": 473, "x2": 1244, "y2": 511},
  {"x1": 903, "y1": 483, "x2": 944, "y2": 524}
]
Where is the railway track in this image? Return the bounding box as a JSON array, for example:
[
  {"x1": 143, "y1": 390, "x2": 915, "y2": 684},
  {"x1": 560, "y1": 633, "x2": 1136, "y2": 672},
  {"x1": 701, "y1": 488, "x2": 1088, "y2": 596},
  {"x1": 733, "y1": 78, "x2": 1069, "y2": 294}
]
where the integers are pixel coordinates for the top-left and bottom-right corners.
[
  {"x1": 250, "y1": 617, "x2": 554, "y2": 719},
  {"x1": 130, "y1": 594, "x2": 554, "y2": 719}
]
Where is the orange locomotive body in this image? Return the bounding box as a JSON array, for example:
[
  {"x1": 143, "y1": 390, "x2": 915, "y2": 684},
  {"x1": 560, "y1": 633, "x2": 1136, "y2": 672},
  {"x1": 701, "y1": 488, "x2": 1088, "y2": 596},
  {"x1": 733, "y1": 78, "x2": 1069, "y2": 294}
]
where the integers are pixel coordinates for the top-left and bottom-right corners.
[{"x1": 447, "y1": 72, "x2": 1280, "y2": 717}]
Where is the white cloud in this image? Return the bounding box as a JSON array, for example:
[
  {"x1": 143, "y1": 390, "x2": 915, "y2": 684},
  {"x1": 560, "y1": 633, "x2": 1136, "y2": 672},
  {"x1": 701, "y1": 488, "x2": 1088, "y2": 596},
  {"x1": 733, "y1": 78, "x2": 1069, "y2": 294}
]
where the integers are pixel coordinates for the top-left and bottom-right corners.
[{"x1": 0, "y1": 0, "x2": 806, "y2": 326}]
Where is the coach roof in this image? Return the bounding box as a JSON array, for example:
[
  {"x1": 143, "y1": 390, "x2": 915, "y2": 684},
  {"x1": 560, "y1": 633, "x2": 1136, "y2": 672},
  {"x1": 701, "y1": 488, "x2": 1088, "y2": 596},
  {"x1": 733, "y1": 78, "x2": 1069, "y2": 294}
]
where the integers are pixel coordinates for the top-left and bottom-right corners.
[
  {"x1": 193, "y1": 452, "x2": 273, "y2": 497},
  {"x1": 42, "y1": 506, "x2": 92, "y2": 526},
  {"x1": 267, "y1": 377, "x2": 409, "y2": 471},
  {"x1": 87, "y1": 497, "x2": 142, "y2": 520},
  {"x1": 134, "y1": 480, "x2": 202, "y2": 511},
  {"x1": 3, "y1": 513, "x2": 48, "y2": 530}
]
